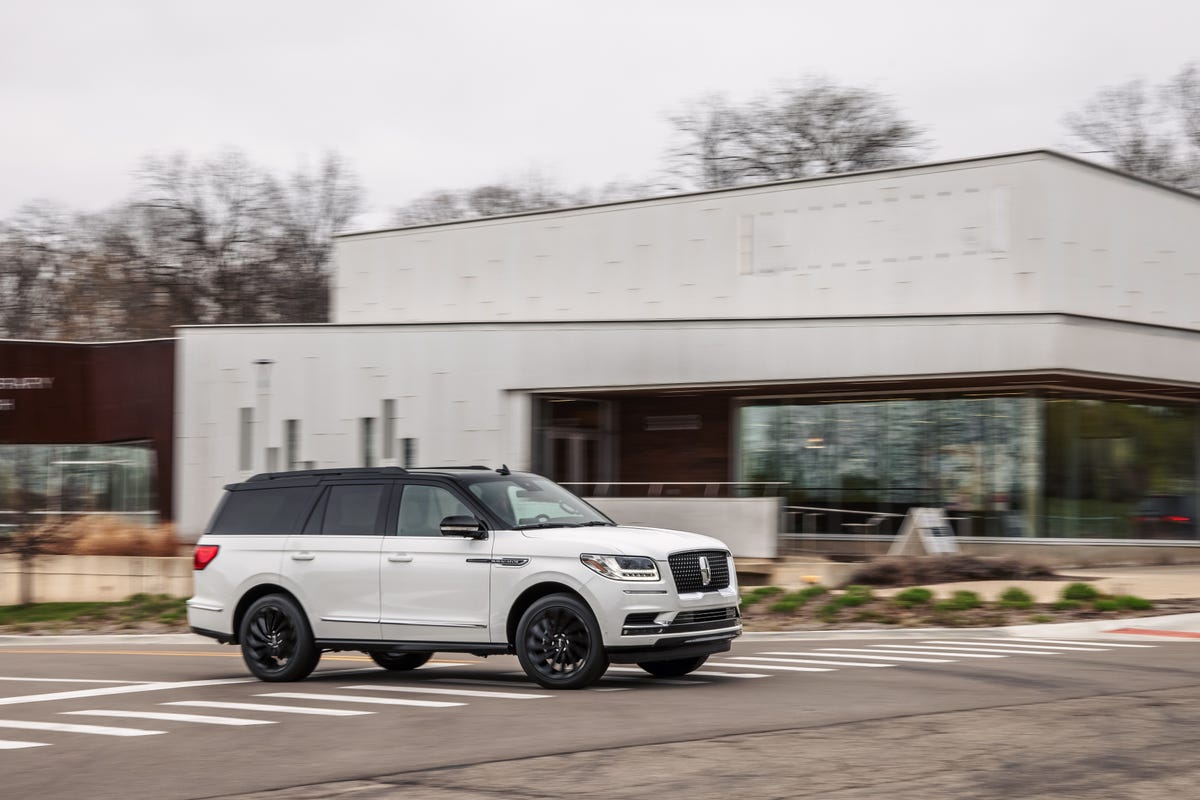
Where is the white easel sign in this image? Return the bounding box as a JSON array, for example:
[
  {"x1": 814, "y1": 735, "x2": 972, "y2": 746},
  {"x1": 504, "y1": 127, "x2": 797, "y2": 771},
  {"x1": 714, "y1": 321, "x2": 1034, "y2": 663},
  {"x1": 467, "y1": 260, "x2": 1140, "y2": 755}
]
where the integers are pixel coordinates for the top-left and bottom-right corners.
[{"x1": 887, "y1": 507, "x2": 962, "y2": 556}]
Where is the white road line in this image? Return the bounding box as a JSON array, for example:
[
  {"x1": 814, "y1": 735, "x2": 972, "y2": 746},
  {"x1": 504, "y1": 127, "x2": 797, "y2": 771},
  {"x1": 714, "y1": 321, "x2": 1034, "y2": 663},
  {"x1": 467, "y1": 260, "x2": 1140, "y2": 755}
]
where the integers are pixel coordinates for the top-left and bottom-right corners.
[
  {"x1": 0, "y1": 739, "x2": 48, "y2": 749},
  {"x1": 432, "y1": 678, "x2": 539, "y2": 689},
  {"x1": 341, "y1": 685, "x2": 551, "y2": 700},
  {"x1": 849, "y1": 647, "x2": 1008, "y2": 662},
  {"x1": 984, "y1": 637, "x2": 1156, "y2": 648},
  {"x1": 731, "y1": 655, "x2": 893, "y2": 668},
  {"x1": 0, "y1": 677, "x2": 147, "y2": 684},
  {"x1": 606, "y1": 666, "x2": 734, "y2": 681},
  {"x1": 912, "y1": 642, "x2": 1099, "y2": 652},
  {"x1": 0, "y1": 678, "x2": 254, "y2": 708},
  {"x1": 875, "y1": 644, "x2": 1063, "y2": 656},
  {"x1": 687, "y1": 670, "x2": 770, "y2": 679},
  {"x1": 164, "y1": 701, "x2": 373, "y2": 717},
  {"x1": 809, "y1": 650, "x2": 954, "y2": 663},
  {"x1": 921, "y1": 641, "x2": 1108, "y2": 652},
  {"x1": 0, "y1": 720, "x2": 164, "y2": 737},
  {"x1": 703, "y1": 662, "x2": 834, "y2": 673},
  {"x1": 63, "y1": 710, "x2": 275, "y2": 726},
  {"x1": 258, "y1": 692, "x2": 464, "y2": 709}
]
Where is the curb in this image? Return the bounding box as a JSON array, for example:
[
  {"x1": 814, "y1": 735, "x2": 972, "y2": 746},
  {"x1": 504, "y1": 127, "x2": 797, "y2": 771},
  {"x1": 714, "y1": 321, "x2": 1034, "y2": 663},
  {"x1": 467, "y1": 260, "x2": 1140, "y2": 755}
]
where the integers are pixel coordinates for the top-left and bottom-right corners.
[
  {"x1": 2, "y1": 614, "x2": 1200, "y2": 646},
  {"x1": 741, "y1": 611, "x2": 1200, "y2": 641},
  {"x1": 0, "y1": 633, "x2": 210, "y2": 646}
]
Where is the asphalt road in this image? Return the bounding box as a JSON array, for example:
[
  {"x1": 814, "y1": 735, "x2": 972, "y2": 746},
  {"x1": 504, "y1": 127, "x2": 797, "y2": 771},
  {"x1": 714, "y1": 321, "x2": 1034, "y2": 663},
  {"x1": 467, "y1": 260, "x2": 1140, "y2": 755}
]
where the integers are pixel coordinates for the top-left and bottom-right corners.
[{"x1": 0, "y1": 632, "x2": 1197, "y2": 800}]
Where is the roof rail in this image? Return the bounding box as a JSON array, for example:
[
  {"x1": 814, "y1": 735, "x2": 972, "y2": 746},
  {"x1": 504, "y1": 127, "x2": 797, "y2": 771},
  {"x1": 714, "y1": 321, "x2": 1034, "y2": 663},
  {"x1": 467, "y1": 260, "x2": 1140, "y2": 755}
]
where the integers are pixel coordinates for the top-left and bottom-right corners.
[
  {"x1": 246, "y1": 466, "x2": 410, "y2": 482},
  {"x1": 408, "y1": 465, "x2": 493, "y2": 471}
]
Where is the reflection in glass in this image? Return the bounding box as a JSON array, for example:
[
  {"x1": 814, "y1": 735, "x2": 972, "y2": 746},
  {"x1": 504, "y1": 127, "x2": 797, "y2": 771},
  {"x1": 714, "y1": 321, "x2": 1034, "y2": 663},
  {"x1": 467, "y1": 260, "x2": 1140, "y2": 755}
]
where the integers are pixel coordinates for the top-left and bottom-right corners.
[{"x1": 739, "y1": 394, "x2": 1197, "y2": 539}]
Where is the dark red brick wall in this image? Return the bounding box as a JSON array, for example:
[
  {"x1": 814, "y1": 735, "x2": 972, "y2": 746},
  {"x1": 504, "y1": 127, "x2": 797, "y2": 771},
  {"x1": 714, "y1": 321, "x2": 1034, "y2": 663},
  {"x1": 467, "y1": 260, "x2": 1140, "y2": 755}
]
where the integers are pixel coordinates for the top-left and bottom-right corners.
[{"x1": 0, "y1": 339, "x2": 175, "y2": 519}]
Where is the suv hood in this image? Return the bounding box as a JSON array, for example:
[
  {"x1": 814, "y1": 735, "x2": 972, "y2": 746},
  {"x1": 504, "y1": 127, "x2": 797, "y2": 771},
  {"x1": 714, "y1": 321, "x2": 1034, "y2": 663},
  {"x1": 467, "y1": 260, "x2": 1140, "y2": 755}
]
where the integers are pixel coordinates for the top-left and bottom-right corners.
[{"x1": 518, "y1": 524, "x2": 731, "y2": 559}]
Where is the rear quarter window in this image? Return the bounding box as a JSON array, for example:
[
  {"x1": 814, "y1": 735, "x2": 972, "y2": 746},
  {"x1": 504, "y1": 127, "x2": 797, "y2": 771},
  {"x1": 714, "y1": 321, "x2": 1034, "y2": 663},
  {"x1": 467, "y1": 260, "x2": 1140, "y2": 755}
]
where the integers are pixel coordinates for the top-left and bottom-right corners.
[{"x1": 208, "y1": 486, "x2": 318, "y2": 535}]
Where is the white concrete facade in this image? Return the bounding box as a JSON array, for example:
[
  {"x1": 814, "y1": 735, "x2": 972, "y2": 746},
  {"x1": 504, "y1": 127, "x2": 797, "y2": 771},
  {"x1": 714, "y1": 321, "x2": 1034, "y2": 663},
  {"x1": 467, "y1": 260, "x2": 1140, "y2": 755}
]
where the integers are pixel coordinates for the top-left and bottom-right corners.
[
  {"x1": 334, "y1": 151, "x2": 1200, "y2": 331},
  {"x1": 176, "y1": 152, "x2": 1200, "y2": 540}
]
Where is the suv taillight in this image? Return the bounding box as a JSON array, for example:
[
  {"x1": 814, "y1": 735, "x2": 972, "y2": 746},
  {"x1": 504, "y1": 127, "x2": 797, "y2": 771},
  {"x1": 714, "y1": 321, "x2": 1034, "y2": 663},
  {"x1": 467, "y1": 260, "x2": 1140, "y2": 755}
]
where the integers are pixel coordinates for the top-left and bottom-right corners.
[{"x1": 194, "y1": 545, "x2": 220, "y2": 570}]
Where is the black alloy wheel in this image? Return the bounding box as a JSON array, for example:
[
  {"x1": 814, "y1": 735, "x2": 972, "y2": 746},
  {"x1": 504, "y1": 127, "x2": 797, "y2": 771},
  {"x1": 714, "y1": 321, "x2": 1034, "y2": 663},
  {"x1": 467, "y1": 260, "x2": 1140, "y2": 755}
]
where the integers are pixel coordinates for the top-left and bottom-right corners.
[
  {"x1": 516, "y1": 593, "x2": 609, "y2": 689},
  {"x1": 239, "y1": 594, "x2": 320, "y2": 682},
  {"x1": 369, "y1": 650, "x2": 433, "y2": 671},
  {"x1": 637, "y1": 655, "x2": 708, "y2": 677}
]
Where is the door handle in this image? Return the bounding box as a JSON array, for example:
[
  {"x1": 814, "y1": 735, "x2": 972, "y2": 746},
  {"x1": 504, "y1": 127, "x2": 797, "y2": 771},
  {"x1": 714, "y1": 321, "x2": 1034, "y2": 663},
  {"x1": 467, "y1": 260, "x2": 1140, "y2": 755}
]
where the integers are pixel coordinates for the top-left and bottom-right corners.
[
  {"x1": 387, "y1": 553, "x2": 414, "y2": 563},
  {"x1": 290, "y1": 552, "x2": 315, "y2": 561}
]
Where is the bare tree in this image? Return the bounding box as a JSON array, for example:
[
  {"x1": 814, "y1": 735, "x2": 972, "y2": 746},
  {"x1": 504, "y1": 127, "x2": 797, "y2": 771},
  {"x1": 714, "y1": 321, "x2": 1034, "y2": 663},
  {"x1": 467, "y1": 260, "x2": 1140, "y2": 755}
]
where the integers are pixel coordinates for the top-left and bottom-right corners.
[
  {"x1": 1065, "y1": 62, "x2": 1200, "y2": 191},
  {"x1": 666, "y1": 78, "x2": 927, "y2": 190},
  {"x1": 392, "y1": 172, "x2": 590, "y2": 227},
  {"x1": 0, "y1": 203, "x2": 74, "y2": 339}
]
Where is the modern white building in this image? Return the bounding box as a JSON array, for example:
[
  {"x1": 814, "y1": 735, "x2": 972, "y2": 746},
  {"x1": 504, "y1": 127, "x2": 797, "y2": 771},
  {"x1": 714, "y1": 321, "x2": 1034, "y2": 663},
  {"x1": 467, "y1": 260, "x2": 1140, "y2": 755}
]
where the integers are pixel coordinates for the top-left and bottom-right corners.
[{"x1": 176, "y1": 151, "x2": 1200, "y2": 553}]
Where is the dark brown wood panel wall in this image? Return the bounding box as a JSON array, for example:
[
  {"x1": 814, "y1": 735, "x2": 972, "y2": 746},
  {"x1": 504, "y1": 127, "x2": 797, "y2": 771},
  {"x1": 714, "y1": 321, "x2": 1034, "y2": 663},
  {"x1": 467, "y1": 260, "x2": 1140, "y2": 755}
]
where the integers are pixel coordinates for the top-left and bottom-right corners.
[
  {"x1": 0, "y1": 340, "x2": 175, "y2": 519},
  {"x1": 616, "y1": 394, "x2": 732, "y2": 486}
]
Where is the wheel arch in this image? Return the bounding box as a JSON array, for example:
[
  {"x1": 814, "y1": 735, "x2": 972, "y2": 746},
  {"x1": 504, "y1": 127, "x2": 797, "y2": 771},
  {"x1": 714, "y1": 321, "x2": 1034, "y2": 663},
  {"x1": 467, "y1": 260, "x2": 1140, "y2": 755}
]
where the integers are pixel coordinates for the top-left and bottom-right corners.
[
  {"x1": 231, "y1": 583, "x2": 305, "y2": 645},
  {"x1": 505, "y1": 581, "x2": 588, "y2": 645}
]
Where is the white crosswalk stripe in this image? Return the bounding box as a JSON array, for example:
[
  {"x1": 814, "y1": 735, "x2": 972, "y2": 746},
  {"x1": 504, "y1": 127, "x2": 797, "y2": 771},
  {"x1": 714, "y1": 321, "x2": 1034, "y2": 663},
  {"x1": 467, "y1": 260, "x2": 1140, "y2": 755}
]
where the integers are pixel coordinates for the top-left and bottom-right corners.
[
  {"x1": 729, "y1": 655, "x2": 894, "y2": 668},
  {"x1": 871, "y1": 644, "x2": 1061, "y2": 656},
  {"x1": 340, "y1": 685, "x2": 551, "y2": 700},
  {"x1": 604, "y1": 666, "x2": 768, "y2": 679},
  {"x1": 808, "y1": 650, "x2": 954, "y2": 663},
  {"x1": 63, "y1": 709, "x2": 275, "y2": 726},
  {"x1": 0, "y1": 739, "x2": 48, "y2": 749},
  {"x1": 818, "y1": 647, "x2": 1004, "y2": 659},
  {"x1": 164, "y1": 701, "x2": 373, "y2": 717},
  {"x1": 921, "y1": 640, "x2": 1110, "y2": 652},
  {"x1": 703, "y1": 662, "x2": 834, "y2": 672},
  {"x1": 0, "y1": 719, "x2": 163, "y2": 737},
  {"x1": 258, "y1": 692, "x2": 464, "y2": 708},
  {"x1": 984, "y1": 637, "x2": 1157, "y2": 648}
]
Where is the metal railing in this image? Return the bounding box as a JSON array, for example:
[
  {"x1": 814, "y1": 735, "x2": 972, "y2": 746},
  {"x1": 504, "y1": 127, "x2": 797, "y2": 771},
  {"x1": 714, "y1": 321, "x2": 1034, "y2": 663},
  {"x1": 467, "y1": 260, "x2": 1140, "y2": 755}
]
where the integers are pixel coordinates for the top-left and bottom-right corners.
[{"x1": 562, "y1": 481, "x2": 788, "y2": 498}]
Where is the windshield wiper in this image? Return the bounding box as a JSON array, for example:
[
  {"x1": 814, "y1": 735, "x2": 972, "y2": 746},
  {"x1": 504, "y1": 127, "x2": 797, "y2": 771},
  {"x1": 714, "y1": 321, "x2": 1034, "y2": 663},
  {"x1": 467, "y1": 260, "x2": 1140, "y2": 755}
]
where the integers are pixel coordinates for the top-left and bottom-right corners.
[
  {"x1": 572, "y1": 521, "x2": 616, "y2": 527},
  {"x1": 513, "y1": 522, "x2": 567, "y2": 530}
]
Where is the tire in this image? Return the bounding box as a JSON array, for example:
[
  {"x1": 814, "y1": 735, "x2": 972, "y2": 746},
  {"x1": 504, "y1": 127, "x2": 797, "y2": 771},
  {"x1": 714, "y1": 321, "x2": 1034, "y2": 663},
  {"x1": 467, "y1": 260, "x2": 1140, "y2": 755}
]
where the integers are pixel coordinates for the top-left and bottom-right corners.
[
  {"x1": 239, "y1": 594, "x2": 320, "y2": 682},
  {"x1": 637, "y1": 655, "x2": 708, "y2": 678},
  {"x1": 369, "y1": 650, "x2": 433, "y2": 671},
  {"x1": 516, "y1": 593, "x2": 609, "y2": 689}
]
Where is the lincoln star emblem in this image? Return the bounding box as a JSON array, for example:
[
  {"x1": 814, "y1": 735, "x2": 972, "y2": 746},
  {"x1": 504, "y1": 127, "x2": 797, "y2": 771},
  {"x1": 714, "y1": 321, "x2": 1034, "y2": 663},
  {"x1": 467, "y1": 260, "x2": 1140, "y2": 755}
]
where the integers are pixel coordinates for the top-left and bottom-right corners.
[{"x1": 698, "y1": 555, "x2": 712, "y2": 586}]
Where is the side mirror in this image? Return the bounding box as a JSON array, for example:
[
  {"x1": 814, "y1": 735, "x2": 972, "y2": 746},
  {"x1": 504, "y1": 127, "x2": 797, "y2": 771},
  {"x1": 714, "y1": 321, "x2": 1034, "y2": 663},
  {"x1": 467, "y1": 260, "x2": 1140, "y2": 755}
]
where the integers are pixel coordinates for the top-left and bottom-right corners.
[{"x1": 440, "y1": 515, "x2": 486, "y2": 539}]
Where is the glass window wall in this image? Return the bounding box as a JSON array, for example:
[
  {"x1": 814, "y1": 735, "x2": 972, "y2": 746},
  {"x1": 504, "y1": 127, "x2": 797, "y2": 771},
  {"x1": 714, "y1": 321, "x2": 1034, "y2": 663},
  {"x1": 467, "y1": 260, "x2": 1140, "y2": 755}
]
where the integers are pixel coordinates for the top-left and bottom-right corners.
[
  {"x1": 0, "y1": 442, "x2": 158, "y2": 530},
  {"x1": 744, "y1": 393, "x2": 1197, "y2": 539}
]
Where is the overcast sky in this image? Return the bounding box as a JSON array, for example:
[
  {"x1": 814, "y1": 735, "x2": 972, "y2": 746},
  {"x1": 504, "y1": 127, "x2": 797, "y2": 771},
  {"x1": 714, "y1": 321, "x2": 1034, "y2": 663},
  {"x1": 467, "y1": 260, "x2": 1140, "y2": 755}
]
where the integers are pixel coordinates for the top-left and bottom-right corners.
[{"x1": 3, "y1": 0, "x2": 1198, "y2": 227}]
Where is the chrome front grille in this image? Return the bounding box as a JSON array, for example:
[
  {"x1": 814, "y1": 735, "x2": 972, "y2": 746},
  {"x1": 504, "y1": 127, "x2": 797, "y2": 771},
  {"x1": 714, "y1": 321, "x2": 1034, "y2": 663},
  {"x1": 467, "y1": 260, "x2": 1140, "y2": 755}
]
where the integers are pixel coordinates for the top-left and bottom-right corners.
[{"x1": 667, "y1": 549, "x2": 731, "y2": 593}]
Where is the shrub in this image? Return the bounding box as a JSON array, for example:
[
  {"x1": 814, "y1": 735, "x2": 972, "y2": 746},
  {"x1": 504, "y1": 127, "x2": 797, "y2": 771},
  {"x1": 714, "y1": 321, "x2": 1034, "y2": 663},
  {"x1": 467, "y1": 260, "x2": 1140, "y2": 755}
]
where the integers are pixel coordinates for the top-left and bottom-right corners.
[
  {"x1": 769, "y1": 598, "x2": 802, "y2": 613},
  {"x1": 932, "y1": 591, "x2": 983, "y2": 612},
  {"x1": 797, "y1": 585, "x2": 829, "y2": 602},
  {"x1": 1028, "y1": 614, "x2": 1054, "y2": 624},
  {"x1": 739, "y1": 586, "x2": 784, "y2": 610},
  {"x1": 847, "y1": 555, "x2": 1054, "y2": 587},
  {"x1": 1114, "y1": 595, "x2": 1154, "y2": 611},
  {"x1": 894, "y1": 587, "x2": 934, "y2": 607},
  {"x1": 1051, "y1": 599, "x2": 1082, "y2": 611},
  {"x1": 998, "y1": 587, "x2": 1034, "y2": 609},
  {"x1": 1061, "y1": 583, "x2": 1100, "y2": 602},
  {"x1": 838, "y1": 585, "x2": 875, "y2": 608},
  {"x1": 1093, "y1": 598, "x2": 1120, "y2": 612}
]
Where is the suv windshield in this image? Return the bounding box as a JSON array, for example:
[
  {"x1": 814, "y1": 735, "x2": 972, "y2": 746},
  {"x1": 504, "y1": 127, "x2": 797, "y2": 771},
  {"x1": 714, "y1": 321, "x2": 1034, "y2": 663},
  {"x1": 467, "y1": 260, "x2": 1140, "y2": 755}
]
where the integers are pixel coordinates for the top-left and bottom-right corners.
[{"x1": 467, "y1": 474, "x2": 613, "y2": 529}]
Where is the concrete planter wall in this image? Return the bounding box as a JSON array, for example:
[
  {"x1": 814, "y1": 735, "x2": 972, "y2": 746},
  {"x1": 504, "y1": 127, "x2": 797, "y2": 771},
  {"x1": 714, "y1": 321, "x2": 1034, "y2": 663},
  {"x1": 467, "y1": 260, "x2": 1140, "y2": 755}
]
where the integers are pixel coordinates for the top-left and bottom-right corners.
[{"x1": 0, "y1": 555, "x2": 192, "y2": 604}]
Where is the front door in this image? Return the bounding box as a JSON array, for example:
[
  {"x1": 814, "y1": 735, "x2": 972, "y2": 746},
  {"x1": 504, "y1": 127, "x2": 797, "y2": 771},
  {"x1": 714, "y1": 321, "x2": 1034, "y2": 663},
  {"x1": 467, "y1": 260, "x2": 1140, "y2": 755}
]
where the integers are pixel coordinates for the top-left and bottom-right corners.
[{"x1": 379, "y1": 482, "x2": 493, "y2": 643}]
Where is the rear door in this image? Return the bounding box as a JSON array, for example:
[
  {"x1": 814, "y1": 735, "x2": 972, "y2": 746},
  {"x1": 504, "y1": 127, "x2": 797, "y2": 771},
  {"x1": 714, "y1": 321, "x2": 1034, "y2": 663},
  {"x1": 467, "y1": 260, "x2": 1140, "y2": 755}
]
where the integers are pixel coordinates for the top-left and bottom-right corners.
[
  {"x1": 379, "y1": 480, "x2": 494, "y2": 643},
  {"x1": 281, "y1": 481, "x2": 390, "y2": 642}
]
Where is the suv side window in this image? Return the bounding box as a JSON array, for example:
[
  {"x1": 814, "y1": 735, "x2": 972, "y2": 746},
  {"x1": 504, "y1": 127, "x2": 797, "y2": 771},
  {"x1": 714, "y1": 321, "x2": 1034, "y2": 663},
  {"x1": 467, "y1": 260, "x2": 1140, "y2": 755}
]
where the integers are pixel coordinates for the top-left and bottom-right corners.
[
  {"x1": 310, "y1": 484, "x2": 389, "y2": 535},
  {"x1": 209, "y1": 486, "x2": 317, "y2": 535},
  {"x1": 397, "y1": 484, "x2": 476, "y2": 537}
]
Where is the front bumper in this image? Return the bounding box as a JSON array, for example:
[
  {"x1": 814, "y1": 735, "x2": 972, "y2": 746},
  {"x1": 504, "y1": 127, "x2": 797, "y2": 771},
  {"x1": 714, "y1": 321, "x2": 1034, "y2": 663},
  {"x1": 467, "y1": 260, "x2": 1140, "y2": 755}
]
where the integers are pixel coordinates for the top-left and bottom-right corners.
[{"x1": 606, "y1": 628, "x2": 740, "y2": 664}]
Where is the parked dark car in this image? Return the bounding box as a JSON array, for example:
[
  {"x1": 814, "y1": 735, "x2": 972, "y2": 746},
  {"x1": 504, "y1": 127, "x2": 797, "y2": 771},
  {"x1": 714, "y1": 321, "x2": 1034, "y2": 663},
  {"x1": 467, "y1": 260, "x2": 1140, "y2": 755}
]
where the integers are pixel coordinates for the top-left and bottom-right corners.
[{"x1": 1132, "y1": 495, "x2": 1197, "y2": 539}]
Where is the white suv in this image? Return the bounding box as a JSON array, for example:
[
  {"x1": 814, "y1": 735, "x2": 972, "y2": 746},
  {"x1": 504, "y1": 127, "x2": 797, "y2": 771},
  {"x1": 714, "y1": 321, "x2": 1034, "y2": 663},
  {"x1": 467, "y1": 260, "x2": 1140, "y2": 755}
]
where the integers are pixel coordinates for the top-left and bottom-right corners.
[{"x1": 188, "y1": 466, "x2": 741, "y2": 689}]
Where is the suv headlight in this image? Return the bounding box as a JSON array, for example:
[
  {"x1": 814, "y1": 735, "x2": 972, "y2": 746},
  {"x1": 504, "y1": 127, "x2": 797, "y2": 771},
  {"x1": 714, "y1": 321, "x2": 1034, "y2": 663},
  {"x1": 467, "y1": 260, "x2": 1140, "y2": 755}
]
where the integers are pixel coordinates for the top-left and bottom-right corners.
[{"x1": 580, "y1": 554, "x2": 660, "y2": 582}]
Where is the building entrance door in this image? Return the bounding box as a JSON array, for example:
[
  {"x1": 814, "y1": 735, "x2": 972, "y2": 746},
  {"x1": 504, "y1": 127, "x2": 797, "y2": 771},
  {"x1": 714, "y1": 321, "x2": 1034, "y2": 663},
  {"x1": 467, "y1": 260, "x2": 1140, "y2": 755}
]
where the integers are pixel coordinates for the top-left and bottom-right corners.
[{"x1": 533, "y1": 398, "x2": 614, "y2": 487}]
